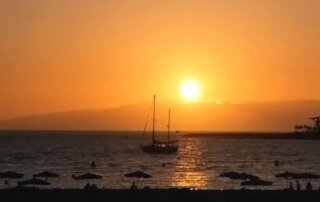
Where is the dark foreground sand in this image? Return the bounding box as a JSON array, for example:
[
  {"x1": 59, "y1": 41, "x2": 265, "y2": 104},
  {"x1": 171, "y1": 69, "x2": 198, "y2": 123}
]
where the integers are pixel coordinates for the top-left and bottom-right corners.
[{"x1": 1, "y1": 188, "x2": 319, "y2": 202}]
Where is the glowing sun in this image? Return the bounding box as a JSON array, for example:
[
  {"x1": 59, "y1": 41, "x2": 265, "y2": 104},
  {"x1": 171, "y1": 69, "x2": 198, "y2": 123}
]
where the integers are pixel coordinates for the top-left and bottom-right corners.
[{"x1": 180, "y1": 80, "x2": 201, "y2": 101}]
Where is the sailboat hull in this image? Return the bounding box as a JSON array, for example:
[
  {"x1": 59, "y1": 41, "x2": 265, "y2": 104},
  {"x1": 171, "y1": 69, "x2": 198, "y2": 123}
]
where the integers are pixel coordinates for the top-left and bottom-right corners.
[{"x1": 141, "y1": 144, "x2": 178, "y2": 154}]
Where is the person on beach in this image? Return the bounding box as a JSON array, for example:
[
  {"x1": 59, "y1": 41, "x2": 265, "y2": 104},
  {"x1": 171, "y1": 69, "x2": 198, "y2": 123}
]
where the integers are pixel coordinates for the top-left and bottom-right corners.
[
  {"x1": 306, "y1": 182, "x2": 312, "y2": 191},
  {"x1": 91, "y1": 184, "x2": 98, "y2": 190},
  {"x1": 296, "y1": 181, "x2": 301, "y2": 191},
  {"x1": 289, "y1": 182, "x2": 293, "y2": 190},
  {"x1": 131, "y1": 181, "x2": 137, "y2": 189},
  {"x1": 85, "y1": 183, "x2": 91, "y2": 189}
]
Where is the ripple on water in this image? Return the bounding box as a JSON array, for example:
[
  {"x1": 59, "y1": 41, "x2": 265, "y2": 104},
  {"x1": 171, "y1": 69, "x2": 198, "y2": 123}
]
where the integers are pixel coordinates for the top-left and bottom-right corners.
[{"x1": 0, "y1": 133, "x2": 320, "y2": 190}]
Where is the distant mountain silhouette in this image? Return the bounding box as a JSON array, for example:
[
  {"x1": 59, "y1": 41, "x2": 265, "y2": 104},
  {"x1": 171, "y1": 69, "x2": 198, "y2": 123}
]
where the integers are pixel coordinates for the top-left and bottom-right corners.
[{"x1": 0, "y1": 100, "x2": 320, "y2": 131}]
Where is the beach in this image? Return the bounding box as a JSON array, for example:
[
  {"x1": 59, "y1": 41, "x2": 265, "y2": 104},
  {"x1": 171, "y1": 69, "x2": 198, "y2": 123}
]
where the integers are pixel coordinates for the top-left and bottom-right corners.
[{"x1": 1, "y1": 188, "x2": 320, "y2": 202}]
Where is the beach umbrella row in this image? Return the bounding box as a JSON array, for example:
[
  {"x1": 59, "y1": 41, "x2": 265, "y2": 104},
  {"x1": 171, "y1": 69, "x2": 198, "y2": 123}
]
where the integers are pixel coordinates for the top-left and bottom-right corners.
[
  {"x1": 0, "y1": 171, "x2": 24, "y2": 185},
  {"x1": 0, "y1": 171, "x2": 56, "y2": 187},
  {"x1": 219, "y1": 171, "x2": 320, "y2": 188},
  {"x1": 16, "y1": 173, "x2": 102, "y2": 188},
  {"x1": 220, "y1": 171, "x2": 320, "y2": 181},
  {"x1": 1, "y1": 170, "x2": 319, "y2": 189},
  {"x1": 0, "y1": 171, "x2": 102, "y2": 181},
  {"x1": 0, "y1": 170, "x2": 153, "y2": 189},
  {"x1": 14, "y1": 171, "x2": 152, "y2": 188},
  {"x1": 0, "y1": 171, "x2": 61, "y2": 179}
]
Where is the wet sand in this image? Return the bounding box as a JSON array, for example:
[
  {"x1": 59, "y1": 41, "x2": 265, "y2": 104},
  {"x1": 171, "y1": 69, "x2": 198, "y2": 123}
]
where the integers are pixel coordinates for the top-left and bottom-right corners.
[{"x1": 1, "y1": 188, "x2": 319, "y2": 202}]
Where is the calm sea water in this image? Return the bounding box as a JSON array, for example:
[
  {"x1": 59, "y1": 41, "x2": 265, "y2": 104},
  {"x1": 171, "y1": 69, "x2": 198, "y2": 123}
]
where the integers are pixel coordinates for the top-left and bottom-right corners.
[{"x1": 0, "y1": 131, "x2": 319, "y2": 190}]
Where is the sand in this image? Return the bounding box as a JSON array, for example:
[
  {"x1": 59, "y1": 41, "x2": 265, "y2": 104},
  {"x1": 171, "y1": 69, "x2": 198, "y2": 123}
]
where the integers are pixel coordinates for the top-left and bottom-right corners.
[{"x1": 1, "y1": 187, "x2": 319, "y2": 202}]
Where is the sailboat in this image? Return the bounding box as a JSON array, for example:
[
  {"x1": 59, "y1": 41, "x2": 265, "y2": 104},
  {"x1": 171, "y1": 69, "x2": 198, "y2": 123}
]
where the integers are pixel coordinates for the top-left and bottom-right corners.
[{"x1": 140, "y1": 95, "x2": 178, "y2": 154}]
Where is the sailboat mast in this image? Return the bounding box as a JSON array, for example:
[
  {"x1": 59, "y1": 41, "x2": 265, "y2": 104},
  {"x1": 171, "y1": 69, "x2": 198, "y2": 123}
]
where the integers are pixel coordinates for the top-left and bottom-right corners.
[
  {"x1": 167, "y1": 108, "x2": 171, "y2": 142},
  {"x1": 152, "y1": 95, "x2": 156, "y2": 144}
]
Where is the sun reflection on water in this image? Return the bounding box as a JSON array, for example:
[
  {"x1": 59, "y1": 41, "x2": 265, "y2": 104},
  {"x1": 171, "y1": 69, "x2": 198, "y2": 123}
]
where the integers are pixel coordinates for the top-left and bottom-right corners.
[{"x1": 170, "y1": 138, "x2": 210, "y2": 189}]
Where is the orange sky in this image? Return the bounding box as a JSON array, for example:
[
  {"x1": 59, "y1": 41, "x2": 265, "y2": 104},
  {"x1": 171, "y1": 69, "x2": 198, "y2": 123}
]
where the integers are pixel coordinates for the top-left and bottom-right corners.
[{"x1": 0, "y1": 0, "x2": 320, "y2": 120}]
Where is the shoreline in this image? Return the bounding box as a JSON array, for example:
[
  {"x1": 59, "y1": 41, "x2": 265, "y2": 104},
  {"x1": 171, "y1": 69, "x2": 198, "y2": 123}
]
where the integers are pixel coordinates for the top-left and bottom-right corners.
[
  {"x1": 184, "y1": 132, "x2": 320, "y2": 140},
  {"x1": 1, "y1": 130, "x2": 320, "y2": 140},
  {"x1": 1, "y1": 188, "x2": 319, "y2": 202}
]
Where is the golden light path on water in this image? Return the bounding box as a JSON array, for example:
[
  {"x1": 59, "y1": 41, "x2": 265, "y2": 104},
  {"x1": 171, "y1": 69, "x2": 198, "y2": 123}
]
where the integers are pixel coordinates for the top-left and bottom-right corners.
[{"x1": 170, "y1": 138, "x2": 210, "y2": 189}]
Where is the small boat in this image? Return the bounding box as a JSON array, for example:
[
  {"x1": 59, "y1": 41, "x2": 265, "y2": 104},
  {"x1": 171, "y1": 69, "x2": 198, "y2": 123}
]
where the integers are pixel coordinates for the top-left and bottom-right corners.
[{"x1": 140, "y1": 95, "x2": 178, "y2": 154}]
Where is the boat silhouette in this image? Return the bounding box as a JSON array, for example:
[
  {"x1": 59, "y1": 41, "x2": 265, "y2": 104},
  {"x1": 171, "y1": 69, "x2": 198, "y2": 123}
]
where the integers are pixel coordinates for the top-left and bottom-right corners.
[{"x1": 140, "y1": 95, "x2": 178, "y2": 154}]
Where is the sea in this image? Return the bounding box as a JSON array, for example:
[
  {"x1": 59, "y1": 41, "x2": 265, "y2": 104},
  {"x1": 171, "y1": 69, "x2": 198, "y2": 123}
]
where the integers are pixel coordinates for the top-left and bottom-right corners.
[{"x1": 0, "y1": 131, "x2": 319, "y2": 190}]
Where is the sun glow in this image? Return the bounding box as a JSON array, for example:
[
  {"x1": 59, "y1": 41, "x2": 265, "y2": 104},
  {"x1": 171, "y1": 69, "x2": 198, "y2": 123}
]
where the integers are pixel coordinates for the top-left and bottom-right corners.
[{"x1": 180, "y1": 80, "x2": 201, "y2": 101}]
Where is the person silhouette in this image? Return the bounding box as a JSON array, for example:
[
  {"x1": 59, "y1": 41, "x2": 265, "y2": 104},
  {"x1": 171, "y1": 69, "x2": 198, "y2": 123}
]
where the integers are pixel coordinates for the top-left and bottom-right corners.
[
  {"x1": 306, "y1": 182, "x2": 312, "y2": 191},
  {"x1": 91, "y1": 184, "x2": 98, "y2": 190},
  {"x1": 296, "y1": 181, "x2": 301, "y2": 191},
  {"x1": 91, "y1": 161, "x2": 96, "y2": 168},
  {"x1": 130, "y1": 181, "x2": 137, "y2": 189},
  {"x1": 84, "y1": 183, "x2": 91, "y2": 190},
  {"x1": 289, "y1": 182, "x2": 293, "y2": 190}
]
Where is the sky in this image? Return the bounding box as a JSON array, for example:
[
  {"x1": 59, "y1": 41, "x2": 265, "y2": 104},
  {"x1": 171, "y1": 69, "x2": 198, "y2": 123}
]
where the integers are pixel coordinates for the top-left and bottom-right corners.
[{"x1": 0, "y1": 0, "x2": 320, "y2": 121}]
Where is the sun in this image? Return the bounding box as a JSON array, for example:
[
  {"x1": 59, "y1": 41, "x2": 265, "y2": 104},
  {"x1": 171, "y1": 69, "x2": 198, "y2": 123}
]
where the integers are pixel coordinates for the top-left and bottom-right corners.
[{"x1": 180, "y1": 80, "x2": 201, "y2": 101}]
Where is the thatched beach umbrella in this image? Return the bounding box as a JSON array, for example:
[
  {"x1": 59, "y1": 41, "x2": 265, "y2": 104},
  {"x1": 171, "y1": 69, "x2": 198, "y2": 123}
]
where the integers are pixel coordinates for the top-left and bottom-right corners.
[
  {"x1": 220, "y1": 171, "x2": 260, "y2": 189},
  {"x1": 33, "y1": 171, "x2": 59, "y2": 181},
  {"x1": 0, "y1": 171, "x2": 24, "y2": 179},
  {"x1": 72, "y1": 173, "x2": 102, "y2": 188},
  {"x1": 295, "y1": 173, "x2": 320, "y2": 179},
  {"x1": 220, "y1": 171, "x2": 259, "y2": 180},
  {"x1": 275, "y1": 171, "x2": 299, "y2": 188},
  {"x1": 275, "y1": 172, "x2": 320, "y2": 188},
  {"x1": 220, "y1": 171, "x2": 239, "y2": 179},
  {"x1": 275, "y1": 171, "x2": 299, "y2": 179},
  {"x1": 18, "y1": 178, "x2": 51, "y2": 187},
  {"x1": 0, "y1": 171, "x2": 24, "y2": 186},
  {"x1": 72, "y1": 173, "x2": 102, "y2": 180},
  {"x1": 124, "y1": 171, "x2": 152, "y2": 179},
  {"x1": 241, "y1": 178, "x2": 273, "y2": 187},
  {"x1": 34, "y1": 171, "x2": 59, "y2": 178},
  {"x1": 124, "y1": 171, "x2": 152, "y2": 188}
]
